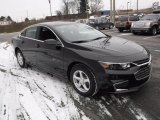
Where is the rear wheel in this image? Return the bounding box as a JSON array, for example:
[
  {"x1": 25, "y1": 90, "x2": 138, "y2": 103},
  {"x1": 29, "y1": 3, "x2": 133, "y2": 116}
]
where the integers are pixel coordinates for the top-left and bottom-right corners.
[
  {"x1": 151, "y1": 27, "x2": 157, "y2": 36},
  {"x1": 16, "y1": 49, "x2": 26, "y2": 68},
  {"x1": 118, "y1": 28, "x2": 123, "y2": 32},
  {"x1": 70, "y1": 64, "x2": 98, "y2": 97}
]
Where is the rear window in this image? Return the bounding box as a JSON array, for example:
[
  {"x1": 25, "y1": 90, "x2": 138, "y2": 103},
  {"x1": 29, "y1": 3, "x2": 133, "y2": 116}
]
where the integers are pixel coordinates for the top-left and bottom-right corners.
[
  {"x1": 129, "y1": 16, "x2": 139, "y2": 21},
  {"x1": 117, "y1": 16, "x2": 128, "y2": 21}
]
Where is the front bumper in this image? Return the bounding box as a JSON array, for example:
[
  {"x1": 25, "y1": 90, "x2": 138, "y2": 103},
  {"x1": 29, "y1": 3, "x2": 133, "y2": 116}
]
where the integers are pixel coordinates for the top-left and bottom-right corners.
[
  {"x1": 131, "y1": 28, "x2": 151, "y2": 33},
  {"x1": 116, "y1": 26, "x2": 130, "y2": 30},
  {"x1": 103, "y1": 60, "x2": 151, "y2": 93},
  {"x1": 111, "y1": 77, "x2": 150, "y2": 93}
]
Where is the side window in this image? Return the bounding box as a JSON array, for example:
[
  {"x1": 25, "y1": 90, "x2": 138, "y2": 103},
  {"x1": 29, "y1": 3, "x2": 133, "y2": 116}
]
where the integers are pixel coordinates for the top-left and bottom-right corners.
[
  {"x1": 38, "y1": 27, "x2": 57, "y2": 41},
  {"x1": 20, "y1": 30, "x2": 26, "y2": 37},
  {"x1": 25, "y1": 27, "x2": 37, "y2": 39}
]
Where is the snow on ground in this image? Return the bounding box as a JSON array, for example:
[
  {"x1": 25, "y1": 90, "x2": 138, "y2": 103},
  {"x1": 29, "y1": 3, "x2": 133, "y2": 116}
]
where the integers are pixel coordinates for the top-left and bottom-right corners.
[
  {"x1": 0, "y1": 42, "x2": 90, "y2": 120},
  {"x1": 0, "y1": 42, "x2": 151, "y2": 120}
]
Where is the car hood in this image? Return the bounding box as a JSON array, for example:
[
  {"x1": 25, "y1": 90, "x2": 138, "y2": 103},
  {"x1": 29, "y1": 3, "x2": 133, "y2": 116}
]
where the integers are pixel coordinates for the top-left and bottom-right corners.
[{"x1": 75, "y1": 37, "x2": 149, "y2": 62}]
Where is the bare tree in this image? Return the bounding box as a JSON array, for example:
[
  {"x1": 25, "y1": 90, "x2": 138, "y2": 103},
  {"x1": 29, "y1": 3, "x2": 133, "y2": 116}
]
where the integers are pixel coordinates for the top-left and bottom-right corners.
[
  {"x1": 68, "y1": 1, "x2": 78, "y2": 14},
  {"x1": 61, "y1": 0, "x2": 80, "y2": 15},
  {"x1": 90, "y1": 0, "x2": 103, "y2": 13},
  {"x1": 61, "y1": 0, "x2": 70, "y2": 15}
]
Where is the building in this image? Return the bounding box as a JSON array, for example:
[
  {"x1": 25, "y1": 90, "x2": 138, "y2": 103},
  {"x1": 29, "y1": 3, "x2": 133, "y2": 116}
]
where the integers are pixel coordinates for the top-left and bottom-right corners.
[
  {"x1": 153, "y1": 6, "x2": 160, "y2": 13},
  {"x1": 0, "y1": 18, "x2": 12, "y2": 26}
]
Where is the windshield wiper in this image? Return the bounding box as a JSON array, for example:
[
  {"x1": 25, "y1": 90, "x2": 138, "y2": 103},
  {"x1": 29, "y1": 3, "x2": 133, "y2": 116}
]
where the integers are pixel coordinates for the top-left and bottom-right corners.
[
  {"x1": 71, "y1": 40, "x2": 89, "y2": 43},
  {"x1": 92, "y1": 36, "x2": 108, "y2": 40},
  {"x1": 71, "y1": 36, "x2": 110, "y2": 43},
  {"x1": 145, "y1": 19, "x2": 152, "y2": 20}
]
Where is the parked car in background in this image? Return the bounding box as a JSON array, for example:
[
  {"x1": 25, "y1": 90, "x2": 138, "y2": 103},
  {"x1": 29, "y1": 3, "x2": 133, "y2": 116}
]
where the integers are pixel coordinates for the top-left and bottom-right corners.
[
  {"x1": 12, "y1": 22, "x2": 151, "y2": 97},
  {"x1": 88, "y1": 17, "x2": 114, "y2": 30},
  {"x1": 115, "y1": 15, "x2": 139, "y2": 32},
  {"x1": 131, "y1": 14, "x2": 160, "y2": 35},
  {"x1": 75, "y1": 19, "x2": 89, "y2": 24}
]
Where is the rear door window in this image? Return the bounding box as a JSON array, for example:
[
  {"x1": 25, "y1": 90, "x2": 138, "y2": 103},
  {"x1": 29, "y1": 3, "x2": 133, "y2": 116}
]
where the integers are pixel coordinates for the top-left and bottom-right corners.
[{"x1": 25, "y1": 27, "x2": 37, "y2": 39}]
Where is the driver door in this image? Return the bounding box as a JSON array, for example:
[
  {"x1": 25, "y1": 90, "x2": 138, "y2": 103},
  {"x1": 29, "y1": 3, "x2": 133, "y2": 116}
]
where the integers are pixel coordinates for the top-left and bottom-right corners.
[{"x1": 35, "y1": 26, "x2": 64, "y2": 73}]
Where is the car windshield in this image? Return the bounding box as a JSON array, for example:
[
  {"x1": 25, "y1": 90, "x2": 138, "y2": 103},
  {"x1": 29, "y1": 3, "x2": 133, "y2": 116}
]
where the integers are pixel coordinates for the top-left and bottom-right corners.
[
  {"x1": 140, "y1": 15, "x2": 159, "y2": 21},
  {"x1": 54, "y1": 23, "x2": 108, "y2": 42}
]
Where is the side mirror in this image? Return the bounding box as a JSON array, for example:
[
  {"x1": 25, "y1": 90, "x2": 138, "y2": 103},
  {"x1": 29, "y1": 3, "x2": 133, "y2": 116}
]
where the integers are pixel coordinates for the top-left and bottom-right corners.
[{"x1": 45, "y1": 39, "x2": 61, "y2": 45}]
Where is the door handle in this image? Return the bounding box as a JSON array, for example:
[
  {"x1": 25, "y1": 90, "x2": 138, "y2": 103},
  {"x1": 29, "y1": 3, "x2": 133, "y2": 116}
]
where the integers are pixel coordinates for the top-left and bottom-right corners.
[{"x1": 35, "y1": 44, "x2": 40, "y2": 48}]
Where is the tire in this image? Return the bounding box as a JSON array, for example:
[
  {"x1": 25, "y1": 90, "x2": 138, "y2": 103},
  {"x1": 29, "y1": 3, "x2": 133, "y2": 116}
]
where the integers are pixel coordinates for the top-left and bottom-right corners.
[
  {"x1": 151, "y1": 27, "x2": 157, "y2": 36},
  {"x1": 132, "y1": 31, "x2": 137, "y2": 35},
  {"x1": 70, "y1": 64, "x2": 98, "y2": 97},
  {"x1": 118, "y1": 29, "x2": 123, "y2": 32},
  {"x1": 109, "y1": 24, "x2": 114, "y2": 29},
  {"x1": 16, "y1": 49, "x2": 26, "y2": 68}
]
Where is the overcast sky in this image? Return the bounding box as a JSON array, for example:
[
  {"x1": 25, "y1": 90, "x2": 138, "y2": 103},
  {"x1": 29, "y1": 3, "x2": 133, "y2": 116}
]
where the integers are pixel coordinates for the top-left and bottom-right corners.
[{"x1": 0, "y1": 0, "x2": 159, "y2": 21}]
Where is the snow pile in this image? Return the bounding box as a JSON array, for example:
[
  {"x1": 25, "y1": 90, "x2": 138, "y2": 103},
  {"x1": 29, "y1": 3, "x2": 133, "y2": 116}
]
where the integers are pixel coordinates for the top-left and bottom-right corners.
[{"x1": 0, "y1": 42, "x2": 90, "y2": 120}]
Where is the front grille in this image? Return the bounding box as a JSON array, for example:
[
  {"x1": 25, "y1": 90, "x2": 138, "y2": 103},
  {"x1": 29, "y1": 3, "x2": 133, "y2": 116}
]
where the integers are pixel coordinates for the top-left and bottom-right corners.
[
  {"x1": 134, "y1": 66, "x2": 150, "y2": 80},
  {"x1": 133, "y1": 58, "x2": 149, "y2": 65}
]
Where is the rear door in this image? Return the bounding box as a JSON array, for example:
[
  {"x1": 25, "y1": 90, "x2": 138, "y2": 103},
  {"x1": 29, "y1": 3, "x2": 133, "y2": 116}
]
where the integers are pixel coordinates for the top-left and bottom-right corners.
[{"x1": 19, "y1": 26, "x2": 38, "y2": 66}]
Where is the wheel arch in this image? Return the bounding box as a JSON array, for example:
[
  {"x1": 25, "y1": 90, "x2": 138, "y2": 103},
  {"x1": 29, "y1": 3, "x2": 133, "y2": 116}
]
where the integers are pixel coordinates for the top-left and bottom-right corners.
[
  {"x1": 152, "y1": 24, "x2": 159, "y2": 29},
  {"x1": 15, "y1": 47, "x2": 20, "y2": 55},
  {"x1": 67, "y1": 61, "x2": 94, "y2": 81},
  {"x1": 67, "y1": 61, "x2": 99, "y2": 96}
]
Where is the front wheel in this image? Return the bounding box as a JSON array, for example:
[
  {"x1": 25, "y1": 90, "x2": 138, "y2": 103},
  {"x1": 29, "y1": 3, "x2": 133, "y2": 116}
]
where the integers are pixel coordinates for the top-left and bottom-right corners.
[
  {"x1": 70, "y1": 64, "x2": 98, "y2": 97},
  {"x1": 16, "y1": 49, "x2": 26, "y2": 68},
  {"x1": 109, "y1": 24, "x2": 114, "y2": 29},
  {"x1": 151, "y1": 27, "x2": 157, "y2": 36}
]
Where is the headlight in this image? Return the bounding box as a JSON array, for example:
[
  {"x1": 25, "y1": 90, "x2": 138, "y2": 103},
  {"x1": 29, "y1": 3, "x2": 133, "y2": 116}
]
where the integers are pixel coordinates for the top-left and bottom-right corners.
[
  {"x1": 99, "y1": 62, "x2": 131, "y2": 70},
  {"x1": 144, "y1": 22, "x2": 151, "y2": 27}
]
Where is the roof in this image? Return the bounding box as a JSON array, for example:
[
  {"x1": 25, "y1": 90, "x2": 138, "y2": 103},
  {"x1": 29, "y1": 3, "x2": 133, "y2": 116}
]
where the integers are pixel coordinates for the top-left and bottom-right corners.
[{"x1": 39, "y1": 21, "x2": 75, "y2": 26}]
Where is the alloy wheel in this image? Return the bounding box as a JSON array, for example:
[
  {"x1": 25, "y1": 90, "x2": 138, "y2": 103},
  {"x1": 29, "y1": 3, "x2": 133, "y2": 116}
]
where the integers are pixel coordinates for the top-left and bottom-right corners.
[
  {"x1": 17, "y1": 52, "x2": 24, "y2": 66},
  {"x1": 73, "y1": 70, "x2": 90, "y2": 93},
  {"x1": 152, "y1": 27, "x2": 157, "y2": 36}
]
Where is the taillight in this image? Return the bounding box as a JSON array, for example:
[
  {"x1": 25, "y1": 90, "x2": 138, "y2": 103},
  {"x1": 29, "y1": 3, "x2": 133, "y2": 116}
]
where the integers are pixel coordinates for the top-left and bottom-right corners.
[{"x1": 126, "y1": 21, "x2": 129, "y2": 25}]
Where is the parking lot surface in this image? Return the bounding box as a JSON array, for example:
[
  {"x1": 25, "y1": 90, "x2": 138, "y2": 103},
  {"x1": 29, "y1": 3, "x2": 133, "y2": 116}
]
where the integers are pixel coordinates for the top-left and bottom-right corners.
[{"x1": 0, "y1": 29, "x2": 160, "y2": 120}]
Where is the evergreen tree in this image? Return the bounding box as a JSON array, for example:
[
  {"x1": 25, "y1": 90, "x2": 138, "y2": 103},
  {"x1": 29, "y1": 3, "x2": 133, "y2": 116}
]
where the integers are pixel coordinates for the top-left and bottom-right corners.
[
  {"x1": 80, "y1": 0, "x2": 88, "y2": 13},
  {"x1": 7, "y1": 16, "x2": 12, "y2": 21}
]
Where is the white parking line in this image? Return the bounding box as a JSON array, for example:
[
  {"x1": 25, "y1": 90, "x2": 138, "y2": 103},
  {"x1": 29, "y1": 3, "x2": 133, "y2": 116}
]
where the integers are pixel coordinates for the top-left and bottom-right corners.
[
  {"x1": 143, "y1": 35, "x2": 160, "y2": 40},
  {"x1": 154, "y1": 50, "x2": 160, "y2": 53},
  {"x1": 0, "y1": 33, "x2": 5, "y2": 35},
  {"x1": 0, "y1": 32, "x2": 19, "y2": 36},
  {"x1": 118, "y1": 33, "x2": 132, "y2": 36},
  {"x1": 106, "y1": 31, "x2": 117, "y2": 34}
]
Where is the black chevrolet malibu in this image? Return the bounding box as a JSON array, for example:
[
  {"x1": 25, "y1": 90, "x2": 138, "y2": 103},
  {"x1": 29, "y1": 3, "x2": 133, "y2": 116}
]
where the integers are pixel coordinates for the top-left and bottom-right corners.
[{"x1": 12, "y1": 22, "x2": 152, "y2": 97}]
